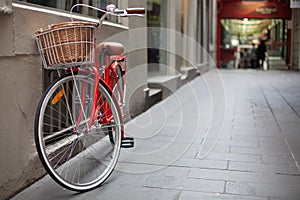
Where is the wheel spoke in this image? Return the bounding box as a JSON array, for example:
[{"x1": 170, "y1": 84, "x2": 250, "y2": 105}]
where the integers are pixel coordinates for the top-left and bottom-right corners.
[{"x1": 35, "y1": 74, "x2": 122, "y2": 191}]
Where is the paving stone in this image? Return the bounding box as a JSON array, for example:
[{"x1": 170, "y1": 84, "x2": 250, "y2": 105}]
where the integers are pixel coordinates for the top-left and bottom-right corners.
[
  {"x1": 119, "y1": 148, "x2": 200, "y2": 168},
  {"x1": 143, "y1": 175, "x2": 225, "y2": 193},
  {"x1": 261, "y1": 155, "x2": 296, "y2": 165},
  {"x1": 228, "y1": 161, "x2": 300, "y2": 175},
  {"x1": 258, "y1": 135, "x2": 285, "y2": 141},
  {"x1": 231, "y1": 135, "x2": 258, "y2": 141},
  {"x1": 95, "y1": 185, "x2": 181, "y2": 200},
  {"x1": 10, "y1": 176, "x2": 66, "y2": 200},
  {"x1": 217, "y1": 132, "x2": 233, "y2": 140},
  {"x1": 255, "y1": 121, "x2": 278, "y2": 128},
  {"x1": 232, "y1": 121, "x2": 256, "y2": 128},
  {"x1": 269, "y1": 198, "x2": 298, "y2": 200},
  {"x1": 232, "y1": 126, "x2": 266, "y2": 133},
  {"x1": 116, "y1": 163, "x2": 190, "y2": 178},
  {"x1": 259, "y1": 139, "x2": 290, "y2": 150},
  {"x1": 200, "y1": 145, "x2": 230, "y2": 154},
  {"x1": 231, "y1": 130, "x2": 258, "y2": 136},
  {"x1": 226, "y1": 181, "x2": 300, "y2": 199},
  {"x1": 254, "y1": 129, "x2": 283, "y2": 137},
  {"x1": 179, "y1": 191, "x2": 268, "y2": 200},
  {"x1": 116, "y1": 161, "x2": 171, "y2": 174},
  {"x1": 230, "y1": 146, "x2": 291, "y2": 157},
  {"x1": 188, "y1": 168, "x2": 300, "y2": 185},
  {"x1": 232, "y1": 117, "x2": 256, "y2": 123},
  {"x1": 216, "y1": 139, "x2": 259, "y2": 148},
  {"x1": 173, "y1": 157, "x2": 228, "y2": 170},
  {"x1": 205, "y1": 152, "x2": 262, "y2": 163}
]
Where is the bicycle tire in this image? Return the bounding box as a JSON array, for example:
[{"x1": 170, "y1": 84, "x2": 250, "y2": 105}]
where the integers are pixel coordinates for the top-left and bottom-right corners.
[{"x1": 34, "y1": 73, "x2": 122, "y2": 191}]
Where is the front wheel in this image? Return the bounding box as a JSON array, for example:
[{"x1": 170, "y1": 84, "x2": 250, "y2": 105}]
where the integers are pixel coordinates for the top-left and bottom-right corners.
[{"x1": 34, "y1": 73, "x2": 122, "y2": 191}]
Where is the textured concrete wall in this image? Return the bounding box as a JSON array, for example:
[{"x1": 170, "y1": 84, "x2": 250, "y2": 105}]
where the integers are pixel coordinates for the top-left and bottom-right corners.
[
  {"x1": 0, "y1": 54, "x2": 44, "y2": 200},
  {"x1": 125, "y1": 0, "x2": 148, "y2": 118},
  {"x1": 0, "y1": 2, "x2": 147, "y2": 199},
  {"x1": 0, "y1": 4, "x2": 44, "y2": 199}
]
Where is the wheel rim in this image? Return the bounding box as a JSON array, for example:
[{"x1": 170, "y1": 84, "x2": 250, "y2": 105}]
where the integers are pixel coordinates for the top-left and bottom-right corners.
[{"x1": 35, "y1": 74, "x2": 122, "y2": 191}]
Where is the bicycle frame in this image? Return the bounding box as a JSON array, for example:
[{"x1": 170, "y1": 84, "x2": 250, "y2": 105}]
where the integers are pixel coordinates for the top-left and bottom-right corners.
[
  {"x1": 67, "y1": 44, "x2": 126, "y2": 138},
  {"x1": 52, "y1": 4, "x2": 143, "y2": 140}
]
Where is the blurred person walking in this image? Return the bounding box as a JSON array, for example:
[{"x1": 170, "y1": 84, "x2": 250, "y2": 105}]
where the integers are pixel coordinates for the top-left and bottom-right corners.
[{"x1": 256, "y1": 39, "x2": 268, "y2": 69}]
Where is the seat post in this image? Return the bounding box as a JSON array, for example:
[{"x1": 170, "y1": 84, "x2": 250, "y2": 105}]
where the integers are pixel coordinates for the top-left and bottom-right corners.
[
  {"x1": 99, "y1": 48, "x2": 109, "y2": 68},
  {"x1": 103, "y1": 48, "x2": 110, "y2": 68}
]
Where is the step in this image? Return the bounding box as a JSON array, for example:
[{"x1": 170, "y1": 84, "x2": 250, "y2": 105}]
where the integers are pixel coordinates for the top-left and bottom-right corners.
[
  {"x1": 180, "y1": 66, "x2": 198, "y2": 80},
  {"x1": 148, "y1": 75, "x2": 181, "y2": 99},
  {"x1": 268, "y1": 56, "x2": 288, "y2": 70},
  {"x1": 268, "y1": 50, "x2": 281, "y2": 57},
  {"x1": 269, "y1": 64, "x2": 288, "y2": 70},
  {"x1": 146, "y1": 88, "x2": 162, "y2": 109}
]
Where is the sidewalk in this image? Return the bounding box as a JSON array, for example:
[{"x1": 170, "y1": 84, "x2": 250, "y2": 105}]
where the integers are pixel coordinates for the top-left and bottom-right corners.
[{"x1": 11, "y1": 69, "x2": 300, "y2": 200}]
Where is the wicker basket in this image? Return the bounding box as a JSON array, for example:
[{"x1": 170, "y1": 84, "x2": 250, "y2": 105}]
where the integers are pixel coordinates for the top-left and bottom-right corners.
[{"x1": 35, "y1": 21, "x2": 98, "y2": 69}]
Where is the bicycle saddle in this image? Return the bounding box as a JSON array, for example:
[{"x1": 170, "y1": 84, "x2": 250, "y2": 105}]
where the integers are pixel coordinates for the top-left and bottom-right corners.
[{"x1": 96, "y1": 42, "x2": 124, "y2": 55}]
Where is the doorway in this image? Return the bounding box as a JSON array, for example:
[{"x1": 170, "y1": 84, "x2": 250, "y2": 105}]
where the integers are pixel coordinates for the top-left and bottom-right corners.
[
  {"x1": 217, "y1": 0, "x2": 292, "y2": 69},
  {"x1": 220, "y1": 18, "x2": 289, "y2": 69}
]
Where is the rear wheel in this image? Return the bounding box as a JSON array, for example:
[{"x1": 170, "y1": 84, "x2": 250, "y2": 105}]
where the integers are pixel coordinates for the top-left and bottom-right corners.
[{"x1": 34, "y1": 73, "x2": 122, "y2": 191}]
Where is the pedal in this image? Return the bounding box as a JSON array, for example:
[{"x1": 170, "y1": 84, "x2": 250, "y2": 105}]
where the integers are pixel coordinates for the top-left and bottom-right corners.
[{"x1": 121, "y1": 137, "x2": 134, "y2": 148}]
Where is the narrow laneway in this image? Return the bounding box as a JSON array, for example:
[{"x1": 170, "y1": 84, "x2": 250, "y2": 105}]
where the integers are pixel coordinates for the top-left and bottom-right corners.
[{"x1": 12, "y1": 69, "x2": 300, "y2": 200}]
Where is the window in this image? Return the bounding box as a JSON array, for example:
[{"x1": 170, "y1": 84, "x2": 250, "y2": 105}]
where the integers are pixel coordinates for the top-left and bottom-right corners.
[{"x1": 18, "y1": 0, "x2": 118, "y2": 19}]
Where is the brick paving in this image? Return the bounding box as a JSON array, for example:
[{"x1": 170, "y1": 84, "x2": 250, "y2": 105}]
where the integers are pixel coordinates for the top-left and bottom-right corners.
[{"x1": 11, "y1": 69, "x2": 300, "y2": 200}]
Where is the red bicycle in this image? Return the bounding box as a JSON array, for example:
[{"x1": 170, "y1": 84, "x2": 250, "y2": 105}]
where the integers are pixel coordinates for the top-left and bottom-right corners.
[{"x1": 34, "y1": 4, "x2": 145, "y2": 191}]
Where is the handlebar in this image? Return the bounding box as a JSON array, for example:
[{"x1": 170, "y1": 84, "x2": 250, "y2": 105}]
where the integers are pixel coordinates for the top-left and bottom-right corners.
[
  {"x1": 70, "y1": 4, "x2": 145, "y2": 25},
  {"x1": 125, "y1": 8, "x2": 146, "y2": 15}
]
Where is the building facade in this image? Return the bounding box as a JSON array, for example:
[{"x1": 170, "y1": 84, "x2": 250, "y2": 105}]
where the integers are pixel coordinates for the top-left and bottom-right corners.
[
  {"x1": 291, "y1": 7, "x2": 300, "y2": 70},
  {"x1": 146, "y1": 0, "x2": 217, "y2": 99}
]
